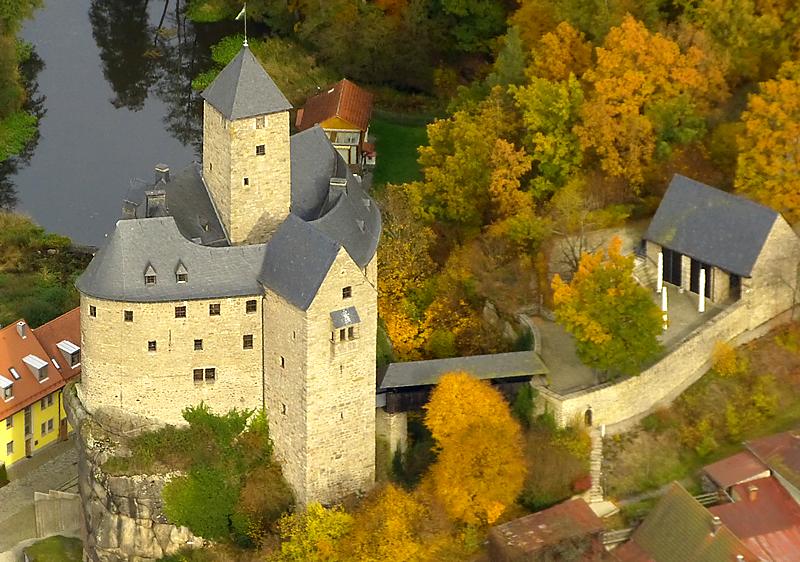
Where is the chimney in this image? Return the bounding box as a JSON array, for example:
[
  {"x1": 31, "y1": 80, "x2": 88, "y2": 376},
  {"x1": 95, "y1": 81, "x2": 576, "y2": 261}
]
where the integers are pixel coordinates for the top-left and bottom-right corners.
[
  {"x1": 145, "y1": 189, "x2": 167, "y2": 218},
  {"x1": 155, "y1": 163, "x2": 170, "y2": 184},
  {"x1": 122, "y1": 200, "x2": 138, "y2": 220},
  {"x1": 16, "y1": 321, "x2": 26, "y2": 339},
  {"x1": 737, "y1": 556, "x2": 745, "y2": 561},
  {"x1": 711, "y1": 515, "x2": 722, "y2": 535},
  {"x1": 748, "y1": 485, "x2": 758, "y2": 502}
]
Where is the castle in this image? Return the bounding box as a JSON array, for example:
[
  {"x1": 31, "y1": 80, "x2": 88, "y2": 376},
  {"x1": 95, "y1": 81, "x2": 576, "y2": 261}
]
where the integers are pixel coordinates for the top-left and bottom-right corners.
[{"x1": 74, "y1": 46, "x2": 381, "y2": 506}]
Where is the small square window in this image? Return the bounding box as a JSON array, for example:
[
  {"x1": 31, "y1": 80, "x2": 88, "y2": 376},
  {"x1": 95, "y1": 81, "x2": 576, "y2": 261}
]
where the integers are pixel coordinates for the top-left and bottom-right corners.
[
  {"x1": 243, "y1": 334, "x2": 253, "y2": 349},
  {"x1": 177, "y1": 273, "x2": 188, "y2": 283},
  {"x1": 243, "y1": 177, "x2": 249, "y2": 186},
  {"x1": 6, "y1": 417, "x2": 12, "y2": 429},
  {"x1": 194, "y1": 339, "x2": 203, "y2": 351},
  {"x1": 205, "y1": 368, "x2": 216, "y2": 383},
  {"x1": 342, "y1": 286, "x2": 352, "y2": 299},
  {"x1": 6, "y1": 441, "x2": 12, "y2": 455},
  {"x1": 280, "y1": 356, "x2": 285, "y2": 368},
  {"x1": 193, "y1": 368, "x2": 203, "y2": 383},
  {"x1": 148, "y1": 340, "x2": 157, "y2": 352},
  {"x1": 175, "y1": 306, "x2": 187, "y2": 318},
  {"x1": 255, "y1": 116, "x2": 266, "y2": 129},
  {"x1": 89, "y1": 305, "x2": 97, "y2": 317},
  {"x1": 209, "y1": 303, "x2": 220, "y2": 316},
  {"x1": 256, "y1": 144, "x2": 266, "y2": 156},
  {"x1": 124, "y1": 310, "x2": 133, "y2": 322},
  {"x1": 145, "y1": 275, "x2": 157, "y2": 285},
  {"x1": 246, "y1": 300, "x2": 257, "y2": 313}
]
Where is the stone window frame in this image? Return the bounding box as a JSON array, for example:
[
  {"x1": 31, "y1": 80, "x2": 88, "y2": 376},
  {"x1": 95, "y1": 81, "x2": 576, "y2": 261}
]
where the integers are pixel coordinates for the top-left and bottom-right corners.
[
  {"x1": 193, "y1": 368, "x2": 203, "y2": 383},
  {"x1": 148, "y1": 340, "x2": 157, "y2": 352},
  {"x1": 204, "y1": 367, "x2": 216, "y2": 383},
  {"x1": 175, "y1": 305, "x2": 187, "y2": 319},
  {"x1": 243, "y1": 334, "x2": 253, "y2": 349},
  {"x1": 124, "y1": 310, "x2": 133, "y2": 322},
  {"x1": 342, "y1": 286, "x2": 352, "y2": 299},
  {"x1": 255, "y1": 116, "x2": 266, "y2": 129},
  {"x1": 209, "y1": 303, "x2": 221, "y2": 316},
  {"x1": 89, "y1": 305, "x2": 96, "y2": 318},
  {"x1": 194, "y1": 339, "x2": 203, "y2": 351},
  {"x1": 246, "y1": 299, "x2": 257, "y2": 313},
  {"x1": 255, "y1": 144, "x2": 266, "y2": 156}
]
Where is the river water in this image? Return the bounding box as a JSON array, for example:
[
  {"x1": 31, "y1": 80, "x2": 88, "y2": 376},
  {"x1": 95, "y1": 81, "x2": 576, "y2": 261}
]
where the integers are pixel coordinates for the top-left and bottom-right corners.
[{"x1": 13, "y1": 0, "x2": 235, "y2": 245}]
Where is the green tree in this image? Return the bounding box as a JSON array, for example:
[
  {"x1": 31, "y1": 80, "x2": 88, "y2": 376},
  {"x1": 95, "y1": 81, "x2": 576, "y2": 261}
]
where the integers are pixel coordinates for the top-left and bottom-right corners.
[{"x1": 551, "y1": 236, "x2": 662, "y2": 376}]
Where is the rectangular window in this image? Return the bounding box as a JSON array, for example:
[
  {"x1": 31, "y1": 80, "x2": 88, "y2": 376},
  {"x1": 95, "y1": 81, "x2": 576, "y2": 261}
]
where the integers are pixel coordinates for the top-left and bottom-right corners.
[
  {"x1": 3, "y1": 386, "x2": 12, "y2": 400},
  {"x1": 175, "y1": 306, "x2": 187, "y2": 318},
  {"x1": 145, "y1": 275, "x2": 157, "y2": 285},
  {"x1": 348, "y1": 326, "x2": 355, "y2": 340},
  {"x1": 209, "y1": 303, "x2": 220, "y2": 316},
  {"x1": 6, "y1": 417, "x2": 12, "y2": 429},
  {"x1": 255, "y1": 144, "x2": 266, "y2": 156},
  {"x1": 339, "y1": 328, "x2": 346, "y2": 342},
  {"x1": 281, "y1": 403, "x2": 287, "y2": 415},
  {"x1": 70, "y1": 350, "x2": 81, "y2": 367},
  {"x1": 243, "y1": 177, "x2": 249, "y2": 186},
  {"x1": 243, "y1": 334, "x2": 253, "y2": 349},
  {"x1": 124, "y1": 310, "x2": 133, "y2": 322},
  {"x1": 246, "y1": 300, "x2": 257, "y2": 313},
  {"x1": 89, "y1": 305, "x2": 96, "y2": 317},
  {"x1": 47, "y1": 419, "x2": 53, "y2": 432},
  {"x1": 6, "y1": 441, "x2": 12, "y2": 455},
  {"x1": 255, "y1": 116, "x2": 266, "y2": 129},
  {"x1": 280, "y1": 356, "x2": 285, "y2": 368},
  {"x1": 41, "y1": 422, "x2": 46, "y2": 435},
  {"x1": 148, "y1": 340, "x2": 157, "y2": 352},
  {"x1": 40, "y1": 395, "x2": 53, "y2": 409},
  {"x1": 193, "y1": 368, "x2": 204, "y2": 383},
  {"x1": 204, "y1": 368, "x2": 216, "y2": 383},
  {"x1": 194, "y1": 339, "x2": 203, "y2": 351},
  {"x1": 342, "y1": 286, "x2": 352, "y2": 299}
]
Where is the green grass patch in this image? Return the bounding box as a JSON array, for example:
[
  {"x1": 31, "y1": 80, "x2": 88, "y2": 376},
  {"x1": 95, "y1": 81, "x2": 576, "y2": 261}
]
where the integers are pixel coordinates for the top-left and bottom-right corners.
[
  {"x1": 370, "y1": 117, "x2": 428, "y2": 187},
  {"x1": 23, "y1": 535, "x2": 83, "y2": 562},
  {"x1": 0, "y1": 110, "x2": 37, "y2": 161}
]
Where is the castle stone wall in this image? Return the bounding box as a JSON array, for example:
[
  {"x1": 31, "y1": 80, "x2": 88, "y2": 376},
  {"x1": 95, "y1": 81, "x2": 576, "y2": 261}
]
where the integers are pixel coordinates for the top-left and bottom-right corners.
[
  {"x1": 79, "y1": 294, "x2": 264, "y2": 426},
  {"x1": 202, "y1": 103, "x2": 232, "y2": 238}
]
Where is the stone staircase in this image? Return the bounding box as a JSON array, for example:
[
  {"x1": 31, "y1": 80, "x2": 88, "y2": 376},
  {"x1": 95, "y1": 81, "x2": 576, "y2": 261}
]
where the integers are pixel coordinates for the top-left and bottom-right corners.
[
  {"x1": 586, "y1": 428, "x2": 604, "y2": 504},
  {"x1": 632, "y1": 255, "x2": 657, "y2": 289}
]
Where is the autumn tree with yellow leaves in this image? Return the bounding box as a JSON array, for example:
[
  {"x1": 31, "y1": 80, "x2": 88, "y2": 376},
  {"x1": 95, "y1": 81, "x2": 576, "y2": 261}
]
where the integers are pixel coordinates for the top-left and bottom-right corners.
[
  {"x1": 552, "y1": 237, "x2": 662, "y2": 377},
  {"x1": 735, "y1": 61, "x2": 800, "y2": 222},
  {"x1": 424, "y1": 372, "x2": 526, "y2": 526}
]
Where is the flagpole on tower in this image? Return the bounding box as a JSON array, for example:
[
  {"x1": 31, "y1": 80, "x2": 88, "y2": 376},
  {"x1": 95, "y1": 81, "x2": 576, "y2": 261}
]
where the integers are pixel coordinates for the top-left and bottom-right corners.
[{"x1": 236, "y1": 3, "x2": 248, "y2": 47}]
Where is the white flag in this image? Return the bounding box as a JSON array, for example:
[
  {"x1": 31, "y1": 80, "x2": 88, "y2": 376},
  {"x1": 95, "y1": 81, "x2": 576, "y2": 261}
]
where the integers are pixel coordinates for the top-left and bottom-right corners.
[{"x1": 235, "y1": 5, "x2": 246, "y2": 20}]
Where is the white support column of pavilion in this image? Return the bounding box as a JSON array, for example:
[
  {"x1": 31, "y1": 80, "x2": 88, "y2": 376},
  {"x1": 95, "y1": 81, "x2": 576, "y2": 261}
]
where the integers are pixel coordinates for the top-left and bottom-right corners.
[
  {"x1": 657, "y1": 251, "x2": 663, "y2": 293},
  {"x1": 661, "y1": 286, "x2": 668, "y2": 330},
  {"x1": 698, "y1": 268, "x2": 706, "y2": 313}
]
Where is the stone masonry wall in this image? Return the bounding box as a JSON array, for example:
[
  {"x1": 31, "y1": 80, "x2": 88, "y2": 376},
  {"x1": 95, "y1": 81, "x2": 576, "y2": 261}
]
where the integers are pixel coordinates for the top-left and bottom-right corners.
[
  {"x1": 264, "y1": 250, "x2": 377, "y2": 505},
  {"x1": 79, "y1": 294, "x2": 264, "y2": 426},
  {"x1": 64, "y1": 384, "x2": 201, "y2": 562},
  {"x1": 201, "y1": 102, "x2": 291, "y2": 245}
]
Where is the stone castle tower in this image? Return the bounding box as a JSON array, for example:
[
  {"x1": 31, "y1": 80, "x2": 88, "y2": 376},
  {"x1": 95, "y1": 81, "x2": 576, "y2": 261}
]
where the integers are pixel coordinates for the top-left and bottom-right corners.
[{"x1": 75, "y1": 45, "x2": 381, "y2": 505}]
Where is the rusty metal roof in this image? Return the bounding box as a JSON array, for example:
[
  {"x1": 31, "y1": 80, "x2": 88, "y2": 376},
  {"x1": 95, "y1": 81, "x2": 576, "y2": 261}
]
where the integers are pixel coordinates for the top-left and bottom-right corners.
[{"x1": 703, "y1": 451, "x2": 770, "y2": 489}]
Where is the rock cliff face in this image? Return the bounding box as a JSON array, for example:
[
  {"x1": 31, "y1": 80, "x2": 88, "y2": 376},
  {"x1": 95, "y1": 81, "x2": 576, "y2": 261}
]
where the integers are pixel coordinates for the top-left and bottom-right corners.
[{"x1": 64, "y1": 384, "x2": 201, "y2": 562}]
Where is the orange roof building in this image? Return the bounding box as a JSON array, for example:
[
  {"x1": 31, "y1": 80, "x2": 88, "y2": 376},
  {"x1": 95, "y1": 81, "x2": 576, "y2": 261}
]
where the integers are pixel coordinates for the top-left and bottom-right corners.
[{"x1": 0, "y1": 308, "x2": 80, "y2": 468}]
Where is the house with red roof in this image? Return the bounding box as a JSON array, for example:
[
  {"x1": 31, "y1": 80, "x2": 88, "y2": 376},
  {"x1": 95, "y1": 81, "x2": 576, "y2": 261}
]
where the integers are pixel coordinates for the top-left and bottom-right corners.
[
  {"x1": 0, "y1": 308, "x2": 80, "y2": 468},
  {"x1": 295, "y1": 79, "x2": 375, "y2": 167}
]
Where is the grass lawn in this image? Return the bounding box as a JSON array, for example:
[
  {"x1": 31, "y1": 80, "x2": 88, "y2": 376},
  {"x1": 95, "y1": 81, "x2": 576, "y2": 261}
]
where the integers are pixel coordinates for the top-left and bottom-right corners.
[
  {"x1": 23, "y1": 536, "x2": 83, "y2": 561},
  {"x1": 370, "y1": 116, "x2": 428, "y2": 187}
]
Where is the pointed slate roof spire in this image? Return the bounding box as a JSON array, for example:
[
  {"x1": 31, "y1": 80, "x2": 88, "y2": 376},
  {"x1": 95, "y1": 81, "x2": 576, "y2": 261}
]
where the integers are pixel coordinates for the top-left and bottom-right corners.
[{"x1": 201, "y1": 46, "x2": 292, "y2": 120}]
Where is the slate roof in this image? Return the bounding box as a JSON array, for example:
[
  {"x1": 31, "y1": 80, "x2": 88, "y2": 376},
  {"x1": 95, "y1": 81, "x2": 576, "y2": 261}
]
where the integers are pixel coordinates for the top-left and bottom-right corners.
[
  {"x1": 710, "y1": 476, "x2": 800, "y2": 562},
  {"x1": 644, "y1": 175, "x2": 778, "y2": 277},
  {"x1": 703, "y1": 451, "x2": 770, "y2": 489},
  {"x1": 201, "y1": 46, "x2": 292, "y2": 120},
  {"x1": 296, "y1": 79, "x2": 374, "y2": 132},
  {"x1": 378, "y1": 351, "x2": 548, "y2": 391},
  {"x1": 747, "y1": 430, "x2": 800, "y2": 492},
  {"x1": 76, "y1": 217, "x2": 267, "y2": 302},
  {"x1": 615, "y1": 483, "x2": 759, "y2": 562},
  {"x1": 488, "y1": 499, "x2": 604, "y2": 559}
]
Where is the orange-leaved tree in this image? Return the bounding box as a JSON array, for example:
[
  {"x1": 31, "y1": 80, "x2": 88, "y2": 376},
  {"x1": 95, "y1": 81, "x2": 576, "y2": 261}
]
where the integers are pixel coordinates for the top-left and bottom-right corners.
[
  {"x1": 551, "y1": 236, "x2": 662, "y2": 377},
  {"x1": 735, "y1": 60, "x2": 800, "y2": 222},
  {"x1": 424, "y1": 372, "x2": 526, "y2": 526}
]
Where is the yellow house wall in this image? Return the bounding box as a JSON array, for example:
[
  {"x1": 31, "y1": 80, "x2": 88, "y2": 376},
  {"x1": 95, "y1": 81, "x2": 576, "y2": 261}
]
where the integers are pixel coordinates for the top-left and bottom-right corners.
[
  {"x1": 0, "y1": 387, "x2": 67, "y2": 468},
  {"x1": 0, "y1": 409, "x2": 26, "y2": 466}
]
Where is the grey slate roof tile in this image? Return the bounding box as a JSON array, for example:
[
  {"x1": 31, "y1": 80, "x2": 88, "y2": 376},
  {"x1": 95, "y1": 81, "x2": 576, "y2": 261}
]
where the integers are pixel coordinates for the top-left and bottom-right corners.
[
  {"x1": 201, "y1": 46, "x2": 292, "y2": 120},
  {"x1": 330, "y1": 306, "x2": 360, "y2": 328},
  {"x1": 644, "y1": 175, "x2": 778, "y2": 277}
]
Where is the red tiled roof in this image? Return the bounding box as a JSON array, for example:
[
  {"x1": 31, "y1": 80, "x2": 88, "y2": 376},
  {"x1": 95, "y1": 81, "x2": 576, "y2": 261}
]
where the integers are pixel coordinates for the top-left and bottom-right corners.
[
  {"x1": 614, "y1": 540, "x2": 655, "y2": 562},
  {"x1": 296, "y1": 79, "x2": 373, "y2": 132},
  {"x1": 747, "y1": 430, "x2": 800, "y2": 491},
  {"x1": 703, "y1": 451, "x2": 770, "y2": 489},
  {"x1": 0, "y1": 320, "x2": 67, "y2": 420},
  {"x1": 33, "y1": 308, "x2": 81, "y2": 383},
  {"x1": 489, "y1": 498, "x2": 604, "y2": 558},
  {"x1": 710, "y1": 476, "x2": 800, "y2": 562}
]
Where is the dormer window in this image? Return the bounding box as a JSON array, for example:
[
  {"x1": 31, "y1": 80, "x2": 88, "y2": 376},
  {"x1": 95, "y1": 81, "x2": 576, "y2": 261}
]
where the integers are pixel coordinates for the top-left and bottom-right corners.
[
  {"x1": 144, "y1": 263, "x2": 157, "y2": 285},
  {"x1": 176, "y1": 262, "x2": 188, "y2": 283},
  {"x1": 23, "y1": 354, "x2": 49, "y2": 382},
  {"x1": 56, "y1": 340, "x2": 81, "y2": 368},
  {"x1": 0, "y1": 376, "x2": 13, "y2": 401},
  {"x1": 330, "y1": 306, "x2": 360, "y2": 343}
]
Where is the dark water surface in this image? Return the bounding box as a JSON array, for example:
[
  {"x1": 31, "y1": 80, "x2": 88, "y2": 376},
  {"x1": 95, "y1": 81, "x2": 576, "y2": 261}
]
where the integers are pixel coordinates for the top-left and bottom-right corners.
[{"x1": 14, "y1": 0, "x2": 233, "y2": 245}]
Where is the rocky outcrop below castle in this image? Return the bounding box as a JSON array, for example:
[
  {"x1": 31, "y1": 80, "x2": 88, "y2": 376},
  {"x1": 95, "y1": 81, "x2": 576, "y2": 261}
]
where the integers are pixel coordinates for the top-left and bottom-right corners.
[{"x1": 63, "y1": 384, "x2": 201, "y2": 562}]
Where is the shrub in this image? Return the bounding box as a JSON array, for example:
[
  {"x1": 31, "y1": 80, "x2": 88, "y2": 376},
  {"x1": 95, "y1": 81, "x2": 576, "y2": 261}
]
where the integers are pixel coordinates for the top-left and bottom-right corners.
[
  {"x1": 711, "y1": 341, "x2": 747, "y2": 377},
  {"x1": 163, "y1": 466, "x2": 239, "y2": 541},
  {"x1": 512, "y1": 384, "x2": 536, "y2": 428},
  {"x1": 520, "y1": 426, "x2": 589, "y2": 511}
]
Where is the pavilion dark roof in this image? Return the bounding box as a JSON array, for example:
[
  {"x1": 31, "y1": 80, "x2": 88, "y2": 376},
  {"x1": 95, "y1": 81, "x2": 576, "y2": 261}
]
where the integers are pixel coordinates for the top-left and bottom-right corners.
[{"x1": 644, "y1": 175, "x2": 778, "y2": 277}]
